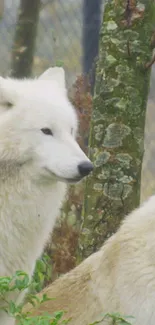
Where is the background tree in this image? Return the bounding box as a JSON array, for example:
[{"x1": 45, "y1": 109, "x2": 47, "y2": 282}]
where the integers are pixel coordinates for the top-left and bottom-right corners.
[
  {"x1": 11, "y1": 0, "x2": 41, "y2": 78},
  {"x1": 82, "y1": 0, "x2": 102, "y2": 93},
  {"x1": 0, "y1": 0, "x2": 4, "y2": 19},
  {"x1": 79, "y1": 0, "x2": 155, "y2": 260}
]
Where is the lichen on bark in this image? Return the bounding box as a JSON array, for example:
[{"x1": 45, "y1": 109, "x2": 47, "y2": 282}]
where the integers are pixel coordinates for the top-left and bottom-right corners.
[{"x1": 78, "y1": 0, "x2": 155, "y2": 260}]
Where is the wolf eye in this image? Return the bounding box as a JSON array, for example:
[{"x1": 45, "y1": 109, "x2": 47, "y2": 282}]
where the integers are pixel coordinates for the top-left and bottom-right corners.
[{"x1": 41, "y1": 128, "x2": 53, "y2": 136}]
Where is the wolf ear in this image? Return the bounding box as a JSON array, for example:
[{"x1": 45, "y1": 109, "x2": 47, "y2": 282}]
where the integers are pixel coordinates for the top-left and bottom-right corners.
[{"x1": 39, "y1": 67, "x2": 66, "y2": 89}]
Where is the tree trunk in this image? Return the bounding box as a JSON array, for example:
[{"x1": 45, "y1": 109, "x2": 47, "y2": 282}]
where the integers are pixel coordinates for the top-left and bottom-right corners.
[
  {"x1": 78, "y1": 0, "x2": 155, "y2": 260},
  {"x1": 10, "y1": 0, "x2": 41, "y2": 78},
  {"x1": 0, "y1": 0, "x2": 4, "y2": 19}
]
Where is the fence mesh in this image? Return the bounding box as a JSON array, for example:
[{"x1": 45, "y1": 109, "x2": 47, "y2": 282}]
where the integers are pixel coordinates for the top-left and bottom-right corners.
[{"x1": 0, "y1": 0, "x2": 104, "y2": 86}]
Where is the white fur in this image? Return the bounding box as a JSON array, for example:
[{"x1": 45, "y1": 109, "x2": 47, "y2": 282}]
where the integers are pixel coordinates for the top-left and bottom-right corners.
[
  {"x1": 25, "y1": 195, "x2": 155, "y2": 325},
  {"x1": 0, "y1": 67, "x2": 91, "y2": 325}
]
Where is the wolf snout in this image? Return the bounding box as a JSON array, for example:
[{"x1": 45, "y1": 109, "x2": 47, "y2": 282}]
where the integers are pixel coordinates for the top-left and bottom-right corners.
[{"x1": 78, "y1": 161, "x2": 93, "y2": 178}]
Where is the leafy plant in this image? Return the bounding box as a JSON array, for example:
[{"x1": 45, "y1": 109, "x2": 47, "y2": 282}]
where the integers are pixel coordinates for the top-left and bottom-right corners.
[
  {"x1": 90, "y1": 312, "x2": 134, "y2": 325},
  {"x1": 0, "y1": 271, "x2": 70, "y2": 325},
  {"x1": 30, "y1": 254, "x2": 52, "y2": 293}
]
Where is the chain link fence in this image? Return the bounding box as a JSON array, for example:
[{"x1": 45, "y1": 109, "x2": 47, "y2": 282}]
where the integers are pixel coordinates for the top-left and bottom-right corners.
[
  {"x1": 0, "y1": 0, "x2": 155, "y2": 202},
  {"x1": 0, "y1": 0, "x2": 104, "y2": 86}
]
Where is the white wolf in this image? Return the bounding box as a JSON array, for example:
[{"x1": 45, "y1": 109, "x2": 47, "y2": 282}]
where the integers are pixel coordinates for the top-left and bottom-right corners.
[
  {"x1": 25, "y1": 195, "x2": 155, "y2": 325},
  {"x1": 0, "y1": 67, "x2": 93, "y2": 325}
]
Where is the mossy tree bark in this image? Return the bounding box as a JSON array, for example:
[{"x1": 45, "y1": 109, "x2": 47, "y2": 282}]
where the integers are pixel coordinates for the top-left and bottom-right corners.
[
  {"x1": 78, "y1": 0, "x2": 155, "y2": 260},
  {"x1": 11, "y1": 0, "x2": 41, "y2": 78}
]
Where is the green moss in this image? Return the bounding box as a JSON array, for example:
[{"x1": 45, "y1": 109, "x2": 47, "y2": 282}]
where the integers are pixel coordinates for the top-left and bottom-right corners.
[{"x1": 103, "y1": 123, "x2": 131, "y2": 148}]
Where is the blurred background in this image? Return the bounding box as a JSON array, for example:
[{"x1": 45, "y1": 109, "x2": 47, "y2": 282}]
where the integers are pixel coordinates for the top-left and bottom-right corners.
[{"x1": 0, "y1": 0, "x2": 103, "y2": 85}]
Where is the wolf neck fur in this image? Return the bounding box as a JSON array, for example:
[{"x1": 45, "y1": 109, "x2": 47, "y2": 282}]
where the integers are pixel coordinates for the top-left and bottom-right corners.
[{"x1": 0, "y1": 158, "x2": 67, "y2": 276}]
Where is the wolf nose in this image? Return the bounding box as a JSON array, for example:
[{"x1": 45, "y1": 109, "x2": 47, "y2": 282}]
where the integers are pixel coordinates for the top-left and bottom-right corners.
[{"x1": 78, "y1": 161, "x2": 93, "y2": 177}]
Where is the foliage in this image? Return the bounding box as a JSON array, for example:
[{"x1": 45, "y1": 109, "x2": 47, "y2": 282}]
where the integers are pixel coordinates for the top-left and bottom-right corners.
[
  {"x1": 30, "y1": 254, "x2": 52, "y2": 293},
  {"x1": 0, "y1": 270, "x2": 134, "y2": 325},
  {"x1": 0, "y1": 271, "x2": 70, "y2": 325},
  {"x1": 90, "y1": 312, "x2": 134, "y2": 325},
  {"x1": 70, "y1": 74, "x2": 92, "y2": 153}
]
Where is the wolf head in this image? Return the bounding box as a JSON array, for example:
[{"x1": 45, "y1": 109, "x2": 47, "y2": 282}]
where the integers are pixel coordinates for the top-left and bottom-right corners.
[{"x1": 0, "y1": 67, "x2": 93, "y2": 183}]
